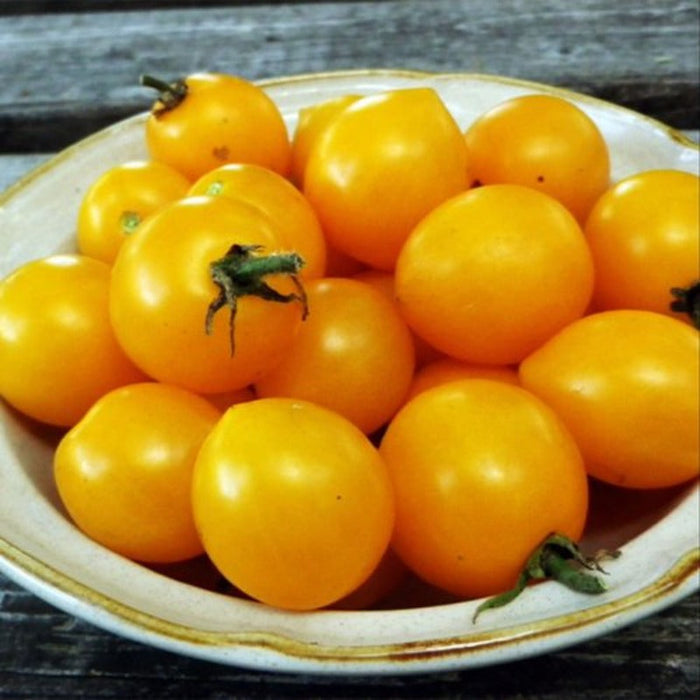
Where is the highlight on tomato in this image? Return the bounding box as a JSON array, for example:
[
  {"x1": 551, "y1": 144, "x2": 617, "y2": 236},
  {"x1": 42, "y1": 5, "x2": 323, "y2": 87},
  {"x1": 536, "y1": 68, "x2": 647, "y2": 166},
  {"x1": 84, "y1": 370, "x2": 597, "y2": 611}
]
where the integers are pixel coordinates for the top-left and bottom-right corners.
[
  {"x1": 379, "y1": 379, "x2": 589, "y2": 600},
  {"x1": 584, "y1": 169, "x2": 700, "y2": 324},
  {"x1": 54, "y1": 383, "x2": 220, "y2": 563},
  {"x1": 519, "y1": 309, "x2": 700, "y2": 490},
  {"x1": 77, "y1": 160, "x2": 191, "y2": 264},
  {"x1": 109, "y1": 195, "x2": 308, "y2": 394},
  {"x1": 395, "y1": 184, "x2": 594, "y2": 366},
  {"x1": 142, "y1": 72, "x2": 291, "y2": 180},
  {"x1": 464, "y1": 93, "x2": 610, "y2": 223},
  {"x1": 255, "y1": 277, "x2": 415, "y2": 434},
  {"x1": 192, "y1": 397, "x2": 395, "y2": 610},
  {"x1": 0, "y1": 255, "x2": 146, "y2": 427},
  {"x1": 304, "y1": 87, "x2": 469, "y2": 270},
  {"x1": 188, "y1": 162, "x2": 327, "y2": 280}
]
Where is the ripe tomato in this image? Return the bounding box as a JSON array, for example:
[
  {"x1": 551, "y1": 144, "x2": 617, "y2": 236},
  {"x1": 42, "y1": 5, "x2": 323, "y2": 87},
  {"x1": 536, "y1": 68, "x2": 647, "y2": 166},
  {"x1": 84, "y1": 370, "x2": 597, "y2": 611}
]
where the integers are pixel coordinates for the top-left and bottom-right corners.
[
  {"x1": 464, "y1": 93, "x2": 610, "y2": 222},
  {"x1": 395, "y1": 184, "x2": 594, "y2": 365},
  {"x1": 379, "y1": 379, "x2": 588, "y2": 599},
  {"x1": 0, "y1": 255, "x2": 146, "y2": 426},
  {"x1": 520, "y1": 310, "x2": 700, "y2": 489},
  {"x1": 54, "y1": 383, "x2": 220, "y2": 563},
  {"x1": 188, "y1": 163, "x2": 327, "y2": 279},
  {"x1": 304, "y1": 88, "x2": 469, "y2": 270},
  {"x1": 110, "y1": 196, "x2": 307, "y2": 394},
  {"x1": 407, "y1": 357, "x2": 519, "y2": 401},
  {"x1": 77, "y1": 161, "x2": 191, "y2": 264},
  {"x1": 192, "y1": 398, "x2": 395, "y2": 610},
  {"x1": 255, "y1": 277, "x2": 415, "y2": 434},
  {"x1": 584, "y1": 169, "x2": 700, "y2": 322},
  {"x1": 290, "y1": 93, "x2": 360, "y2": 186},
  {"x1": 143, "y1": 73, "x2": 291, "y2": 180}
]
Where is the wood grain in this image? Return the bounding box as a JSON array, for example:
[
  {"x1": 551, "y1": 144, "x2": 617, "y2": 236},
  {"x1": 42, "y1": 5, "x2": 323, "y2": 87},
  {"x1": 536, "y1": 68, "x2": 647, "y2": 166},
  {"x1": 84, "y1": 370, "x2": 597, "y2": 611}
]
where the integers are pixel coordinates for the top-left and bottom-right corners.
[{"x1": 0, "y1": 0, "x2": 698, "y2": 151}]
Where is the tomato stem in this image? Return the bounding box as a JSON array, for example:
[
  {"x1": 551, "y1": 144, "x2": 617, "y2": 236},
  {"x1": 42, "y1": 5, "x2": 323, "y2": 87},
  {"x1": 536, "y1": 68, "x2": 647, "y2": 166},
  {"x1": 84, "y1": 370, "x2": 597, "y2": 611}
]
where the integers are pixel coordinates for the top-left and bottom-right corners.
[
  {"x1": 140, "y1": 74, "x2": 188, "y2": 113},
  {"x1": 670, "y1": 281, "x2": 700, "y2": 329},
  {"x1": 472, "y1": 533, "x2": 620, "y2": 622},
  {"x1": 206, "y1": 243, "x2": 308, "y2": 356}
]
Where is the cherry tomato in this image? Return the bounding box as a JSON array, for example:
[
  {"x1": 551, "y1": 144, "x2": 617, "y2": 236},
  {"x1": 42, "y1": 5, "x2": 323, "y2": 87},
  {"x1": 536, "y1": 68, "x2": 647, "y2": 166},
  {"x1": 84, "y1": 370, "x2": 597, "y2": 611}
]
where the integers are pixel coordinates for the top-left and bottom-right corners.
[
  {"x1": 290, "y1": 93, "x2": 360, "y2": 187},
  {"x1": 77, "y1": 161, "x2": 191, "y2": 264},
  {"x1": 110, "y1": 196, "x2": 307, "y2": 394},
  {"x1": 584, "y1": 169, "x2": 700, "y2": 321},
  {"x1": 143, "y1": 72, "x2": 291, "y2": 180},
  {"x1": 0, "y1": 255, "x2": 146, "y2": 427},
  {"x1": 379, "y1": 379, "x2": 588, "y2": 599},
  {"x1": 519, "y1": 310, "x2": 700, "y2": 489},
  {"x1": 464, "y1": 93, "x2": 610, "y2": 222},
  {"x1": 395, "y1": 184, "x2": 594, "y2": 365},
  {"x1": 407, "y1": 357, "x2": 519, "y2": 401},
  {"x1": 188, "y1": 163, "x2": 326, "y2": 279},
  {"x1": 192, "y1": 397, "x2": 395, "y2": 610},
  {"x1": 304, "y1": 88, "x2": 469, "y2": 270},
  {"x1": 255, "y1": 277, "x2": 415, "y2": 434},
  {"x1": 54, "y1": 383, "x2": 220, "y2": 563}
]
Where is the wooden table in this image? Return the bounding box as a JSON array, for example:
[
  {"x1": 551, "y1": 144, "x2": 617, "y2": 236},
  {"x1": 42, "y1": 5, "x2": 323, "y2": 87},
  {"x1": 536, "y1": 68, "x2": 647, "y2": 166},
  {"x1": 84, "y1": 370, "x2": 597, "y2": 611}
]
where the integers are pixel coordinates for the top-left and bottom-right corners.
[{"x1": 1, "y1": 1, "x2": 698, "y2": 697}]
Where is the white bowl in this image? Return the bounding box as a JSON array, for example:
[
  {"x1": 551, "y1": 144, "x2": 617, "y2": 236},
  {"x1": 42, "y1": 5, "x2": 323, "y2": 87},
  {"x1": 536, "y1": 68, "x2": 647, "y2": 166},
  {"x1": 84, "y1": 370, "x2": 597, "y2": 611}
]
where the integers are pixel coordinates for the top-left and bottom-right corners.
[{"x1": 1, "y1": 70, "x2": 698, "y2": 676}]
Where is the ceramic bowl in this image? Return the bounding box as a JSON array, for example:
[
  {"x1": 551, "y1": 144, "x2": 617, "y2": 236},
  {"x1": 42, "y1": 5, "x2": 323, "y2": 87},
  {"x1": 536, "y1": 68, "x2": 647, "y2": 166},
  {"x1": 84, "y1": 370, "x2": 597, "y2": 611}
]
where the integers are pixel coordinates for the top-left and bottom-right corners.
[{"x1": 0, "y1": 70, "x2": 698, "y2": 676}]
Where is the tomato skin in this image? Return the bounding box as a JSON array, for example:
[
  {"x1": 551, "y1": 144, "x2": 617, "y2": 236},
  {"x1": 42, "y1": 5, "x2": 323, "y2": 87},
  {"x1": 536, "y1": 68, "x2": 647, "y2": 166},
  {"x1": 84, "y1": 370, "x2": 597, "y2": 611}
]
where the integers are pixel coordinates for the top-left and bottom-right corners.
[
  {"x1": 304, "y1": 88, "x2": 469, "y2": 270},
  {"x1": 255, "y1": 277, "x2": 415, "y2": 434},
  {"x1": 464, "y1": 93, "x2": 610, "y2": 222},
  {"x1": 0, "y1": 255, "x2": 146, "y2": 427},
  {"x1": 145, "y1": 73, "x2": 291, "y2": 180},
  {"x1": 192, "y1": 398, "x2": 395, "y2": 610},
  {"x1": 290, "y1": 94, "x2": 360, "y2": 187},
  {"x1": 188, "y1": 163, "x2": 327, "y2": 280},
  {"x1": 395, "y1": 184, "x2": 594, "y2": 365},
  {"x1": 584, "y1": 170, "x2": 700, "y2": 321},
  {"x1": 379, "y1": 379, "x2": 588, "y2": 599},
  {"x1": 77, "y1": 161, "x2": 191, "y2": 264},
  {"x1": 109, "y1": 196, "x2": 306, "y2": 394},
  {"x1": 520, "y1": 310, "x2": 699, "y2": 489},
  {"x1": 54, "y1": 383, "x2": 220, "y2": 563}
]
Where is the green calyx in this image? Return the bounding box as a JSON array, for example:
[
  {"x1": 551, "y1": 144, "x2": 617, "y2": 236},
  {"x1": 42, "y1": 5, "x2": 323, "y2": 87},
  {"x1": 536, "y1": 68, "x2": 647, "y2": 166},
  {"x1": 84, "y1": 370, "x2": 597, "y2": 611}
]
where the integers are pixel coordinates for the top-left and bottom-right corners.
[
  {"x1": 205, "y1": 243, "x2": 308, "y2": 356},
  {"x1": 670, "y1": 281, "x2": 700, "y2": 329},
  {"x1": 473, "y1": 533, "x2": 620, "y2": 622},
  {"x1": 140, "y1": 73, "x2": 188, "y2": 114}
]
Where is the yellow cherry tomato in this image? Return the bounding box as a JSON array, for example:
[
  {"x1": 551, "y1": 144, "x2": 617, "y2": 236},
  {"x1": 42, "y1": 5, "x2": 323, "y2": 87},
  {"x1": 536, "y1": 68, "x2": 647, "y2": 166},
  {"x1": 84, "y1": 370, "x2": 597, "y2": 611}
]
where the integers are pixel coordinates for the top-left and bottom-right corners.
[
  {"x1": 584, "y1": 169, "x2": 700, "y2": 322},
  {"x1": 0, "y1": 255, "x2": 146, "y2": 426},
  {"x1": 304, "y1": 88, "x2": 469, "y2": 270},
  {"x1": 520, "y1": 310, "x2": 700, "y2": 489},
  {"x1": 464, "y1": 93, "x2": 610, "y2": 223},
  {"x1": 54, "y1": 383, "x2": 220, "y2": 563},
  {"x1": 192, "y1": 398, "x2": 395, "y2": 610},
  {"x1": 77, "y1": 161, "x2": 191, "y2": 264}
]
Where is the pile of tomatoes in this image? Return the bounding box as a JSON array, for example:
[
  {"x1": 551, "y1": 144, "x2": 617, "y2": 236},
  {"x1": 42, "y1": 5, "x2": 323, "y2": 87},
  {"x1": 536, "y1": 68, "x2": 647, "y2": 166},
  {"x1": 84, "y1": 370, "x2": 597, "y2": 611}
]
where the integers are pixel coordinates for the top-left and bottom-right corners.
[{"x1": 1, "y1": 72, "x2": 698, "y2": 613}]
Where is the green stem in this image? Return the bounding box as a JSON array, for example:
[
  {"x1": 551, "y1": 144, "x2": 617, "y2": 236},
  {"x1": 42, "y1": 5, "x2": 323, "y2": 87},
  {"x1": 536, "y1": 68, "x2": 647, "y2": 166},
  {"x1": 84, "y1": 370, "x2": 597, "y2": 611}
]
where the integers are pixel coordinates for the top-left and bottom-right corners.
[
  {"x1": 472, "y1": 533, "x2": 619, "y2": 622},
  {"x1": 670, "y1": 281, "x2": 700, "y2": 329},
  {"x1": 205, "y1": 244, "x2": 308, "y2": 356},
  {"x1": 140, "y1": 73, "x2": 188, "y2": 113}
]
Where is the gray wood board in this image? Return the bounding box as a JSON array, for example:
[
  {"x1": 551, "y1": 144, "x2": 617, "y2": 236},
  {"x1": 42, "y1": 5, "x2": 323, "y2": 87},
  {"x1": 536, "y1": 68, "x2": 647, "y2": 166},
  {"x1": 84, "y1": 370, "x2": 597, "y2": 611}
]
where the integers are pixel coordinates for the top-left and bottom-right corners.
[{"x1": 1, "y1": 0, "x2": 698, "y2": 151}]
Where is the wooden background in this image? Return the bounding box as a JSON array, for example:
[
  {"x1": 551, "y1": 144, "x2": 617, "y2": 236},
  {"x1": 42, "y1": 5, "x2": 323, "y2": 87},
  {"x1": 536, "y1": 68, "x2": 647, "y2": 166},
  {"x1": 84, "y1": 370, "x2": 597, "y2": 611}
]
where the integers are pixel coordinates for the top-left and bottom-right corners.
[{"x1": 1, "y1": 1, "x2": 699, "y2": 698}]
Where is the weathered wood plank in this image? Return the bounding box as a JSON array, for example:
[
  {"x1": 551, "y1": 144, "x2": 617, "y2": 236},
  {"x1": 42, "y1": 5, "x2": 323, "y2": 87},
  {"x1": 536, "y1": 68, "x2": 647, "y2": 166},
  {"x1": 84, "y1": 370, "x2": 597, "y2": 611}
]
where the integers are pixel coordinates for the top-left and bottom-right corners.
[{"x1": 0, "y1": 0, "x2": 698, "y2": 151}]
